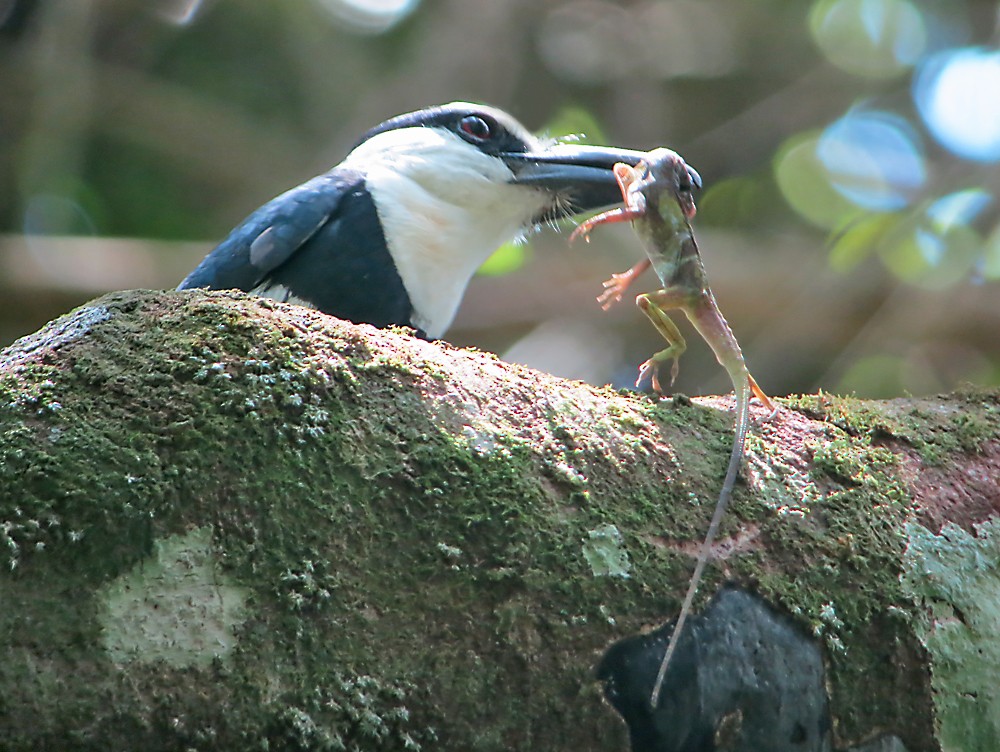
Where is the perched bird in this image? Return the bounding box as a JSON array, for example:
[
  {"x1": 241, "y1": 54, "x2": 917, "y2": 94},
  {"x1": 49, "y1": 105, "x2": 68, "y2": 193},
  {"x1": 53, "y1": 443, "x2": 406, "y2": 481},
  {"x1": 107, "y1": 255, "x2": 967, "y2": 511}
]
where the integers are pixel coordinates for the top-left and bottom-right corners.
[{"x1": 179, "y1": 101, "x2": 644, "y2": 339}]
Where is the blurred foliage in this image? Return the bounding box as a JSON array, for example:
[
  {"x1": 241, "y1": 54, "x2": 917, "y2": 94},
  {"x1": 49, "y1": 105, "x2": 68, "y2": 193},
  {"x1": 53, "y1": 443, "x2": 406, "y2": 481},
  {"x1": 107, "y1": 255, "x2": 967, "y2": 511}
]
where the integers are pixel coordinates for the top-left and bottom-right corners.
[
  {"x1": 478, "y1": 241, "x2": 531, "y2": 278},
  {"x1": 1, "y1": 0, "x2": 1000, "y2": 399}
]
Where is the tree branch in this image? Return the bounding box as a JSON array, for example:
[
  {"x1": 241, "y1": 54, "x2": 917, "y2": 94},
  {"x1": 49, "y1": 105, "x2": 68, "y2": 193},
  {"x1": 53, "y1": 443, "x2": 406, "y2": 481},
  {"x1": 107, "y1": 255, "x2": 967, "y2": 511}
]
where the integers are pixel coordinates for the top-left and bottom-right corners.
[{"x1": 1, "y1": 290, "x2": 997, "y2": 752}]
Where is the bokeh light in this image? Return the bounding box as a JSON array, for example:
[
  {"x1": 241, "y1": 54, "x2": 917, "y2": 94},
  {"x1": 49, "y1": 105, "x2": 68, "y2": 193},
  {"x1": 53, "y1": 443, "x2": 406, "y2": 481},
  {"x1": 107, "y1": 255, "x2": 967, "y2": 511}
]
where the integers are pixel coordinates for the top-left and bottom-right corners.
[
  {"x1": 810, "y1": 0, "x2": 926, "y2": 79},
  {"x1": 314, "y1": 0, "x2": 419, "y2": 34},
  {"x1": 914, "y1": 47, "x2": 1000, "y2": 162},
  {"x1": 877, "y1": 197, "x2": 983, "y2": 289},
  {"x1": 817, "y1": 110, "x2": 925, "y2": 212},
  {"x1": 775, "y1": 110, "x2": 926, "y2": 227},
  {"x1": 774, "y1": 131, "x2": 857, "y2": 228},
  {"x1": 926, "y1": 189, "x2": 991, "y2": 234},
  {"x1": 478, "y1": 242, "x2": 529, "y2": 277},
  {"x1": 982, "y1": 220, "x2": 1000, "y2": 281},
  {"x1": 22, "y1": 195, "x2": 96, "y2": 237},
  {"x1": 157, "y1": 0, "x2": 204, "y2": 26}
]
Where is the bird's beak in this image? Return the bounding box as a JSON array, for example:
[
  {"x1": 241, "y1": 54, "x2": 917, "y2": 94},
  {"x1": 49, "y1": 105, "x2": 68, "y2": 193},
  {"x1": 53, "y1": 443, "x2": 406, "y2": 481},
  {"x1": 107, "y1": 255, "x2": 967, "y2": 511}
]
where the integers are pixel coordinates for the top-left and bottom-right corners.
[{"x1": 503, "y1": 144, "x2": 651, "y2": 212}]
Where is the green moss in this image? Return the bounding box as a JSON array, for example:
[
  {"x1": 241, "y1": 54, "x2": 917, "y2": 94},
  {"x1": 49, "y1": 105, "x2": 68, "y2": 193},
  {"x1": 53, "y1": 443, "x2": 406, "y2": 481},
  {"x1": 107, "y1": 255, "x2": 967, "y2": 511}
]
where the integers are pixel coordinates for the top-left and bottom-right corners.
[
  {"x1": 778, "y1": 383, "x2": 1000, "y2": 741},
  {"x1": 262, "y1": 675, "x2": 437, "y2": 752},
  {"x1": 784, "y1": 389, "x2": 1000, "y2": 465},
  {"x1": 1, "y1": 291, "x2": 695, "y2": 750},
  {"x1": 735, "y1": 393, "x2": 935, "y2": 746}
]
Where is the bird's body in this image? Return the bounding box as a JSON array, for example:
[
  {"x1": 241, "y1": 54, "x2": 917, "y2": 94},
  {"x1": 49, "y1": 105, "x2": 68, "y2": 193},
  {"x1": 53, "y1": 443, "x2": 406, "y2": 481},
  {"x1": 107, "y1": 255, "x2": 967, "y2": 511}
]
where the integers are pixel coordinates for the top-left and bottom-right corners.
[{"x1": 180, "y1": 102, "x2": 644, "y2": 338}]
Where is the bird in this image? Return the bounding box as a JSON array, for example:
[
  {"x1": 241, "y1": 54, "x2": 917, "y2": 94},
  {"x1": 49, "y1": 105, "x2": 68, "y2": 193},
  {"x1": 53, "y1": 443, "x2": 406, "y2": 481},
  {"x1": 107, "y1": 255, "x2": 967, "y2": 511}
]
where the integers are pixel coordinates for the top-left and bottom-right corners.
[{"x1": 178, "y1": 101, "x2": 645, "y2": 339}]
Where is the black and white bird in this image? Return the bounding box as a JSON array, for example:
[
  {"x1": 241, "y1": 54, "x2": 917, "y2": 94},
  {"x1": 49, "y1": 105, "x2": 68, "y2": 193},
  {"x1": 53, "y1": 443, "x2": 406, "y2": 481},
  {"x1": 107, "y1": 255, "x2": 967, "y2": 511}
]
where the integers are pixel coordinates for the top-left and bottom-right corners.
[{"x1": 179, "y1": 101, "x2": 644, "y2": 339}]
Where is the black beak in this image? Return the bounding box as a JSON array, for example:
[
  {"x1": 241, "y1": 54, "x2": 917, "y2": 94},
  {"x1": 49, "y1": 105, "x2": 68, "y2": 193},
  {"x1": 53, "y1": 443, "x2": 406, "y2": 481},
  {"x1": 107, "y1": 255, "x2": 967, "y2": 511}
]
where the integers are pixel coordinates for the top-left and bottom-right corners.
[{"x1": 503, "y1": 144, "x2": 651, "y2": 212}]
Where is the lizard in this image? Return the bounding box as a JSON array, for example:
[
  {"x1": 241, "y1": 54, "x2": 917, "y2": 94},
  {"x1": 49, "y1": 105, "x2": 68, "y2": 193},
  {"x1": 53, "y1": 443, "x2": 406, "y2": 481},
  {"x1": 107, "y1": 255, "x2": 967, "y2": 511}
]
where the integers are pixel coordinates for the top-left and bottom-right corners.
[{"x1": 570, "y1": 148, "x2": 776, "y2": 709}]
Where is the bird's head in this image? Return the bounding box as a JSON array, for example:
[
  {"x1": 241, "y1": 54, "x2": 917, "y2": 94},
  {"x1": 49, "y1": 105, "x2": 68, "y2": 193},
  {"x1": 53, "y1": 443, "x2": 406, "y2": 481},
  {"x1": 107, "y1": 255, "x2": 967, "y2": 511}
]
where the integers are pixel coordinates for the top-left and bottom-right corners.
[
  {"x1": 339, "y1": 101, "x2": 646, "y2": 336},
  {"x1": 349, "y1": 101, "x2": 645, "y2": 222}
]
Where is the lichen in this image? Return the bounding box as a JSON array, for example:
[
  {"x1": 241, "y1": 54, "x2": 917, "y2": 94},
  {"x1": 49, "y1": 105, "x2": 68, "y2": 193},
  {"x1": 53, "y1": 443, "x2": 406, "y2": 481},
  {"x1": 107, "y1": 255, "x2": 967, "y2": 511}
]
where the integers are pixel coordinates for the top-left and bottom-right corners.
[
  {"x1": 582, "y1": 523, "x2": 632, "y2": 579},
  {"x1": 99, "y1": 526, "x2": 249, "y2": 667},
  {"x1": 901, "y1": 518, "x2": 1000, "y2": 751}
]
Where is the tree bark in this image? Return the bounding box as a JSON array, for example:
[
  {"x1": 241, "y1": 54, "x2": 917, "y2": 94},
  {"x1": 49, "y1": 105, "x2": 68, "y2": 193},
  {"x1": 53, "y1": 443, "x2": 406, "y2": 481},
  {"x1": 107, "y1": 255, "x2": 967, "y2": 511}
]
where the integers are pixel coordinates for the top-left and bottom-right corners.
[{"x1": 1, "y1": 290, "x2": 998, "y2": 752}]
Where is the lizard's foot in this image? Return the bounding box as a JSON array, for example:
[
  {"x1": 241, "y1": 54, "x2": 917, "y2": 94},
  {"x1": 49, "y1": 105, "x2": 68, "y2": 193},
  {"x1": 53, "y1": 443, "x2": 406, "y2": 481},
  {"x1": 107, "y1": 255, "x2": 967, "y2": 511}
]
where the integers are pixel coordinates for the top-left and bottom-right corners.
[
  {"x1": 598, "y1": 271, "x2": 634, "y2": 310},
  {"x1": 569, "y1": 222, "x2": 594, "y2": 244},
  {"x1": 570, "y1": 206, "x2": 633, "y2": 244},
  {"x1": 636, "y1": 353, "x2": 680, "y2": 394}
]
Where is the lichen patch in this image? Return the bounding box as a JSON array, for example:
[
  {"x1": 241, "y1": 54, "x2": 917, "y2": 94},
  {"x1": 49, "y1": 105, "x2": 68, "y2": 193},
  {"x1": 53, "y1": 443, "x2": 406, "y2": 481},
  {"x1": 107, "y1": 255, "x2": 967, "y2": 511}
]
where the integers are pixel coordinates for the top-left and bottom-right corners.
[
  {"x1": 582, "y1": 523, "x2": 632, "y2": 578},
  {"x1": 901, "y1": 518, "x2": 1000, "y2": 751},
  {"x1": 98, "y1": 526, "x2": 248, "y2": 667}
]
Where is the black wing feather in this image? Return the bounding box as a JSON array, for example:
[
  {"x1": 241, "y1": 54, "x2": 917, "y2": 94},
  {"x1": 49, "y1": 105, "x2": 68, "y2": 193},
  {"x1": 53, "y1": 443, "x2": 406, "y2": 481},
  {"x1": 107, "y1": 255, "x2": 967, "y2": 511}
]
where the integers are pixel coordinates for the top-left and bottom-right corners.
[{"x1": 178, "y1": 168, "x2": 415, "y2": 332}]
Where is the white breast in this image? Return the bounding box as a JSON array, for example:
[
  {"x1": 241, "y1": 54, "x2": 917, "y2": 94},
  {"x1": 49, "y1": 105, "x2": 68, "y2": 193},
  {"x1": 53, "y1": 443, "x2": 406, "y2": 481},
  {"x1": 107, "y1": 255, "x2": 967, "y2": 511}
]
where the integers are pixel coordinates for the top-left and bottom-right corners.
[{"x1": 342, "y1": 128, "x2": 549, "y2": 338}]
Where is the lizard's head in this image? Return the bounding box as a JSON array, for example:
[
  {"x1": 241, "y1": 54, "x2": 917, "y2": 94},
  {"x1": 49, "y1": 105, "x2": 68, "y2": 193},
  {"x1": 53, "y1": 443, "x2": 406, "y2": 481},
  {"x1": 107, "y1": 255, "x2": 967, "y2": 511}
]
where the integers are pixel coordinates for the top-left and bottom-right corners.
[{"x1": 634, "y1": 148, "x2": 702, "y2": 220}]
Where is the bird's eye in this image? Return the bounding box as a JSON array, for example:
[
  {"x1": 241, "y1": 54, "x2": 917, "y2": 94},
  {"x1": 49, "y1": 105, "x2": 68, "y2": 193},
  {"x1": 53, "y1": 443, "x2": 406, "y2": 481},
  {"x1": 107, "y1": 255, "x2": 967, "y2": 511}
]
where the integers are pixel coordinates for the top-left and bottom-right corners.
[{"x1": 458, "y1": 115, "x2": 492, "y2": 142}]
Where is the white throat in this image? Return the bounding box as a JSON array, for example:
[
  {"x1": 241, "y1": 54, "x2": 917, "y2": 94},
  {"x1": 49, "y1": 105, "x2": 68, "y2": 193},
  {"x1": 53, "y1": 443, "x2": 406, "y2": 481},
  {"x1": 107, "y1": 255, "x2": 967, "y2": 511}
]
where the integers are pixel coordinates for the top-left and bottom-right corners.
[{"x1": 342, "y1": 128, "x2": 549, "y2": 338}]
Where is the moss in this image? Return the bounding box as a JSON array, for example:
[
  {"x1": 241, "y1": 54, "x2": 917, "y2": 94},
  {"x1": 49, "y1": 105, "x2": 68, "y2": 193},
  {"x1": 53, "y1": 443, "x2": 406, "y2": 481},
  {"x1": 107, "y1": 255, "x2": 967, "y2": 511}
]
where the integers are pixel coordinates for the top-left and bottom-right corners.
[
  {"x1": 769, "y1": 387, "x2": 1000, "y2": 749},
  {"x1": 736, "y1": 392, "x2": 938, "y2": 748},
  {"x1": 261, "y1": 675, "x2": 437, "y2": 752},
  {"x1": 1, "y1": 291, "x2": 694, "y2": 750},
  {"x1": 784, "y1": 389, "x2": 999, "y2": 465}
]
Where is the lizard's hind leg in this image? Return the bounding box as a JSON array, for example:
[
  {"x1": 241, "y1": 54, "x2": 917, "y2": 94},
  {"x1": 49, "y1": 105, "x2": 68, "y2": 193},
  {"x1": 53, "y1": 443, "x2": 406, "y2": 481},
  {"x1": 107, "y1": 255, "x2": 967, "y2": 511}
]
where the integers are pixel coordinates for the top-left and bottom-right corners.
[{"x1": 635, "y1": 290, "x2": 690, "y2": 393}]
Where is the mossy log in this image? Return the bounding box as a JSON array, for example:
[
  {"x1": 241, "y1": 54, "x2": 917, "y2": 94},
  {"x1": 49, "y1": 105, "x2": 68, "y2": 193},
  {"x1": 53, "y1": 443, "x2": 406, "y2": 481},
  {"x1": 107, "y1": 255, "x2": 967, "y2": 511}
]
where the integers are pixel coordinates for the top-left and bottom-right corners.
[{"x1": 1, "y1": 290, "x2": 998, "y2": 752}]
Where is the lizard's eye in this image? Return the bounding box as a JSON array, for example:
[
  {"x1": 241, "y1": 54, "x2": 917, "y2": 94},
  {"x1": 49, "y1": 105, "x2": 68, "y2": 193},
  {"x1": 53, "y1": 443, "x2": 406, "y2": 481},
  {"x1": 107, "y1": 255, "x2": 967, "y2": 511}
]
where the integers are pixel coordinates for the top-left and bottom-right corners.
[{"x1": 458, "y1": 115, "x2": 493, "y2": 143}]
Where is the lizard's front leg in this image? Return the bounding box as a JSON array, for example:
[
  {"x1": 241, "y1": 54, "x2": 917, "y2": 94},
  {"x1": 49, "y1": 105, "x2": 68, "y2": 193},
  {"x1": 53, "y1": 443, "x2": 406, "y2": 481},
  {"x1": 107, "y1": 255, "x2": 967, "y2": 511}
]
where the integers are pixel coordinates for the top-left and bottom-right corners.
[
  {"x1": 570, "y1": 205, "x2": 645, "y2": 244},
  {"x1": 570, "y1": 161, "x2": 649, "y2": 244},
  {"x1": 635, "y1": 288, "x2": 691, "y2": 393},
  {"x1": 598, "y1": 258, "x2": 652, "y2": 310}
]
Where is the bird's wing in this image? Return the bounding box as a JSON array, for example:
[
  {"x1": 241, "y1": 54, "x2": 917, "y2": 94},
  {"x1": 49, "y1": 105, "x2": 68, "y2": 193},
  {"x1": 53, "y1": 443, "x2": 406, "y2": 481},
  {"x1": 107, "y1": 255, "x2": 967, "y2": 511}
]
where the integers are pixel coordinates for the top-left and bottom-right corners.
[{"x1": 178, "y1": 170, "x2": 363, "y2": 292}]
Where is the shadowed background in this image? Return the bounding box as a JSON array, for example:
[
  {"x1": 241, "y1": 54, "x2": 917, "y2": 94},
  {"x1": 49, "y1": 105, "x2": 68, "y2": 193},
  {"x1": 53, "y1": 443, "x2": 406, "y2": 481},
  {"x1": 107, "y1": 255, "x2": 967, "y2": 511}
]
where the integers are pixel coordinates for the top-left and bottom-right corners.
[{"x1": 2, "y1": 0, "x2": 999, "y2": 399}]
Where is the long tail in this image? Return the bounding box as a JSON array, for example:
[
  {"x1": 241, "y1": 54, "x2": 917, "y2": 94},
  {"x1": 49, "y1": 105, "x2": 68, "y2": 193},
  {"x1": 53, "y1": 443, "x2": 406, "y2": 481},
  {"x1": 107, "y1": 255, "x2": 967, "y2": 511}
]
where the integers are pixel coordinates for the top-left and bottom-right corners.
[{"x1": 649, "y1": 380, "x2": 751, "y2": 709}]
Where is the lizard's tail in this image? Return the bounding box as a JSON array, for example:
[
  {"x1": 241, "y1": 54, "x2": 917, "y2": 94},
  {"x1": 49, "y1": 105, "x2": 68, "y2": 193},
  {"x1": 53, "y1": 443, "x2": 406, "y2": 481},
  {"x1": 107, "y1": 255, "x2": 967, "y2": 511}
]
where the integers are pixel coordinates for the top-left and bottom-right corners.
[{"x1": 648, "y1": 380, "x2": 751, "y2": 709}]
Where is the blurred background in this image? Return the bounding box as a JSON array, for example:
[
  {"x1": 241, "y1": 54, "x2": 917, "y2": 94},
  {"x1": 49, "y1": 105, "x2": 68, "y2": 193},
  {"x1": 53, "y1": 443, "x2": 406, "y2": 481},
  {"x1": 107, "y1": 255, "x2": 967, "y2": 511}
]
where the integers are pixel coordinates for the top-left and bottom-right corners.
[{"x1": 2, "y1": 0, "x2": 999, "y2": 399}]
